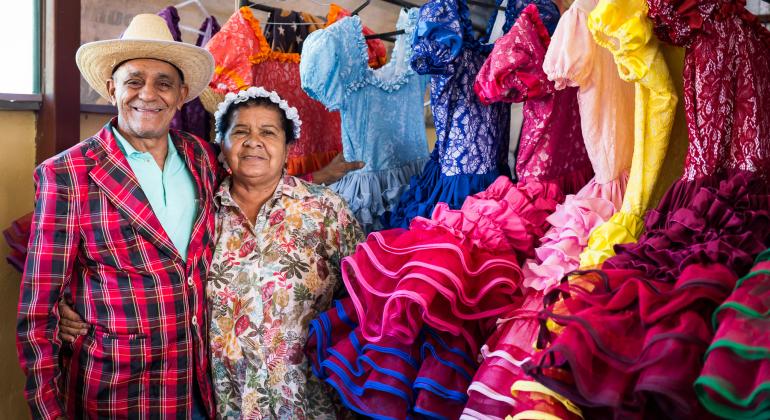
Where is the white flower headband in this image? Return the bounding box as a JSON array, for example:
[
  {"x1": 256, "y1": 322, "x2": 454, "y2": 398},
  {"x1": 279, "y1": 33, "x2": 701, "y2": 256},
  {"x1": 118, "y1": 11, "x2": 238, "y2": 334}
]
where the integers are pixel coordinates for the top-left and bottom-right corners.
[{"x1": 213, "y1": 86, "x2": 302, "y2": 143}]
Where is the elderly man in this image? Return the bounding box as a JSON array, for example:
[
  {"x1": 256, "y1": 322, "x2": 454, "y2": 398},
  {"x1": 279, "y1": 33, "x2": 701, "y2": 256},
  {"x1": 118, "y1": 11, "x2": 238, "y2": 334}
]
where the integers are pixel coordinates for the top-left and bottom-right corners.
[{"x1": 17, "y1": 14, "x2": 220, "y2": 418}]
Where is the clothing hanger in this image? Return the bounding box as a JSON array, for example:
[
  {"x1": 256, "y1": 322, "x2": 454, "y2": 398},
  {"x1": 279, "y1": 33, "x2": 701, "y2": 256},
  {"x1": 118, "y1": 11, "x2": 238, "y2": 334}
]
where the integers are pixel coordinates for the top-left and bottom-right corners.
[
  {"x1": 363, "y1": 5, "x2": 407, "y2": 41},
  {"x1": 240, "y1": 0, "x2": 325, "y2": 25},
  {"x1": 351, "y1": 0, "x2": 371, "y2": 15},
  {"x1": 364, "y1": 30, "x2": 405, "y2": 40},
  {"x1": 174, "y1": 1, "x2": 211, "y2": 36},
  {"x1": 467, "y1": 0, "x2": 507, "y2": 11}
]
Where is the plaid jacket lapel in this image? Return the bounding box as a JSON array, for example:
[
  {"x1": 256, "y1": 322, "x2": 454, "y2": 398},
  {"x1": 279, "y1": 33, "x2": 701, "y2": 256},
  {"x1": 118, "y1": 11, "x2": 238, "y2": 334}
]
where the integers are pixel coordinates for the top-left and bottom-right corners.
[
  {"x1": 86, "y1": 123, "x2": 184, "y2": 264},
  {"x1": 172, "y1": 130, "x2": 215, "y2": 263}
]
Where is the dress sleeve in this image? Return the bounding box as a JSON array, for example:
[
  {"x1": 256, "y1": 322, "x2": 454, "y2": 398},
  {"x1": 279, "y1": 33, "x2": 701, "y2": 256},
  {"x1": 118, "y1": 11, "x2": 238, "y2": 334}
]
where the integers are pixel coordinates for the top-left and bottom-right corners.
[
  {"x1": 475, "y1": 4, "x2": 553, "y2": 104},
  {"x1": 205, "y1": 7, "x2": 268, "y2": 93},
  {"x1": 299, "y1": 25, "x2": 347, "y2": 111},
  {"x1": 542, "y1": 4, "x2": 596, "y2": 89},
  {"x1": 579, "y1": 0, "x2": 679, "y2": 267},
  {"x1": 587, "y1": 0, "x2": 656, "y2": 83},
  {"x1": 646, "y1": 0, "x2": 711, "y2": 47},
  {"x1": 410, "y1": 0, "x2": 464, "y2": 75}
]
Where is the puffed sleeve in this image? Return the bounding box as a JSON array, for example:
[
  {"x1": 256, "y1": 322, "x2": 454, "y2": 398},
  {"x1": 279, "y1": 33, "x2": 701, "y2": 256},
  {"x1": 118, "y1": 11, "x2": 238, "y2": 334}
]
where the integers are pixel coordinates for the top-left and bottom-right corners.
[
  {"x1": 204, "y1": 7, "x2": 268, "y2": 93},
  {"x1": 587, "y1": 0, "x2": 656, "y2": 83},
  {"x1": 410, "y1": 0, "x2": 464, "y2": 75},
  {"x1": 299, "y1": 21, "x2": 349, "y2": 111},
  {"x1": 474, "y1": 4, "x2": 553, "y2": 104},
  {"x1": 542, "y1": 3, "x2": 596, "y2": 89},
  {"x1": 646, "y1": 0, "x2": 712, "y2": 47}
]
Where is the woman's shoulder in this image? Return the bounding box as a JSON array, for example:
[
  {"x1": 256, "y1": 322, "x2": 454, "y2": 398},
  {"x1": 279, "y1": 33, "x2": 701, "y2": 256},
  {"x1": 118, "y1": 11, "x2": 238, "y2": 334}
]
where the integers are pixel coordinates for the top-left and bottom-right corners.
[{"x1": 284, "y1": 176, "x2": 351, "y2": 211}]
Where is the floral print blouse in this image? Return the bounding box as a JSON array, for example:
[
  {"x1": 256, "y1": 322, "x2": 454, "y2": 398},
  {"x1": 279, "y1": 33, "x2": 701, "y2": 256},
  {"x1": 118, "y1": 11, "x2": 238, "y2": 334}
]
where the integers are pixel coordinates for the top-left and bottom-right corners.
[{"x1": 207, "y1": 175, "x2": 364, "y2": 419}]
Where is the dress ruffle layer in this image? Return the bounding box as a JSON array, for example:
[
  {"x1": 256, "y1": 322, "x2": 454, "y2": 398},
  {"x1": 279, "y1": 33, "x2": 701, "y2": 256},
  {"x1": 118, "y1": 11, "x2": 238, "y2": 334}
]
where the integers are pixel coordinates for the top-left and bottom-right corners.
[
  {"x1": 307, "y1": 298, "x2": 476, "y2": 420},
  {"x1": 460, "y1": 293, "x2": 583, "y2": 420},
  {"x1": 523, "y1": 173, "x2": 628, "y2": 292},
  {"x1": 515, "y1": 171, "x2": 770, "y2": 419},
  {"x1": 695, "y1": 249, "x2": 770, "y2": 419},
  {"x1": 331, "y1": 159, "x2": 429, "y2": 232},
  {"x1": 384, "y1": 157, "x2": 504, "y2": 229},
  {"x1": 527, "y1": 264, "x2": 738, "y2": 419},
  {"x1": 604, "y1": 172, "x2": 770, "y2": 282},
  {"x1": 343, "y1": 177, "x2": 563, "y2": 350}
]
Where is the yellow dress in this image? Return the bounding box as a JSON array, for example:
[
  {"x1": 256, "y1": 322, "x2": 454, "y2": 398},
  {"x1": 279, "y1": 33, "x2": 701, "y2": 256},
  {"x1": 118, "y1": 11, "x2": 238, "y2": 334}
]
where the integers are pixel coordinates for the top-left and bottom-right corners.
[{"x1": 578, "y1": 0, "x2": 678, "y2": 267}]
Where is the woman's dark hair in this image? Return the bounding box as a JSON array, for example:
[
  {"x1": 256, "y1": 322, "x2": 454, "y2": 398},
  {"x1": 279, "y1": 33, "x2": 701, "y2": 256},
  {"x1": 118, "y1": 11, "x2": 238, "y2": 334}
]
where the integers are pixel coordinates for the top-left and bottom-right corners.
[{"x1": 216, "y1": 97, "x2": 296, "y2": 144}]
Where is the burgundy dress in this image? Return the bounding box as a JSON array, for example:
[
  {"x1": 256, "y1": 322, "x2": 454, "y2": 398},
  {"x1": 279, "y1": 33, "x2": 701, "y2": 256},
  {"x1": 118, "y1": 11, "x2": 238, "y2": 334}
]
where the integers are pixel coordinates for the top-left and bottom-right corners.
[{"x1": 526, "y1": 0, "x2": 770, "y2": 417}]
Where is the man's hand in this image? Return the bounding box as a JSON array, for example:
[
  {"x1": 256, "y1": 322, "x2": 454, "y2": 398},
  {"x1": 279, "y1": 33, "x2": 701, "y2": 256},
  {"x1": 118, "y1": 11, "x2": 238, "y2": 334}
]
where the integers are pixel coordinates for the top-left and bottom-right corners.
[
  {"x1": 311, "y1": 153, "x2": 365, "y2": 186},
  {"x1": 58, "y1": 297, "x2": 89, "y2": 343}
]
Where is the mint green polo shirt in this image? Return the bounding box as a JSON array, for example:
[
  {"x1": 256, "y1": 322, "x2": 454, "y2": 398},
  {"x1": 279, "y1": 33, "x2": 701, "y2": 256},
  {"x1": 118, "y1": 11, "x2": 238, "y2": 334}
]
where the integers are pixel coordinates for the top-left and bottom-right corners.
[{"x1": 113, "y1": 128, "x2": 197, "y2": 260}]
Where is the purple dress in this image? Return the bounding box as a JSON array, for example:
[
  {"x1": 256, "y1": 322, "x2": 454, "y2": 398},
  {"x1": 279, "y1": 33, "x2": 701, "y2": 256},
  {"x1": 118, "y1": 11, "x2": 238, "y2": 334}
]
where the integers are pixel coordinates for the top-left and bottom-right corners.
[{"x1": 157, "y1": 6, "x2": 220, "y2": 141}]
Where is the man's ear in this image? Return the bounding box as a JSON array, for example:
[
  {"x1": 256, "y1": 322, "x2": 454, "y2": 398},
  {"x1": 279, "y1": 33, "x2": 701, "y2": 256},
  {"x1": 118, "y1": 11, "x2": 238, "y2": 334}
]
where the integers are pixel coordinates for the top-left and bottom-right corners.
[
  {"x1": 178, "y1": 83, "x2": 189, "y2": 110},
  {"x1": 106, "y1": 78, "x2": 117, "y2": 106}
]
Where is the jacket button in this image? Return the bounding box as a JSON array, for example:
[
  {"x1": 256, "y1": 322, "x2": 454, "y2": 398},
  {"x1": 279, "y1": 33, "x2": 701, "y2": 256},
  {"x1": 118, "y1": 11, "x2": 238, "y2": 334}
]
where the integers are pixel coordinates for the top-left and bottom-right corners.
[
  {"x1": 187, "y1": 276, "x2": 194, "y2": 287},
  {"x1": 192, "y1": 315, "x2": 198, "y2": 326}
]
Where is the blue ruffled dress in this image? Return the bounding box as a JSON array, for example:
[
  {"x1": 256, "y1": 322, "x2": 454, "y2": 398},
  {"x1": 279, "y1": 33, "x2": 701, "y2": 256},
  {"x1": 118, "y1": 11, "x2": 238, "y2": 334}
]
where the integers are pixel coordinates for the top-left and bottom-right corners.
[{"x1": 300, "y1": 9, "x2": 430, "y2": 232}]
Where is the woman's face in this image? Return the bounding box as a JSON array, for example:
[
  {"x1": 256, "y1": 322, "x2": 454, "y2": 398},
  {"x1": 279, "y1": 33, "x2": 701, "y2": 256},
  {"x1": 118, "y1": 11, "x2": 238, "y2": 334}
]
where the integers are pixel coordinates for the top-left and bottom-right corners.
[{"x1": 222, "y1": 105, "x2": 288, "y2": 184}]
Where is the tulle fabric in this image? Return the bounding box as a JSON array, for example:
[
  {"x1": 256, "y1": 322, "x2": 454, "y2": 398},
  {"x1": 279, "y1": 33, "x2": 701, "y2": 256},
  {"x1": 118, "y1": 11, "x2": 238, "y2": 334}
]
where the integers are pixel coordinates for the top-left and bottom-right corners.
[{"x1": 695, "y1": 249, "x2": 770, "y2": 419}]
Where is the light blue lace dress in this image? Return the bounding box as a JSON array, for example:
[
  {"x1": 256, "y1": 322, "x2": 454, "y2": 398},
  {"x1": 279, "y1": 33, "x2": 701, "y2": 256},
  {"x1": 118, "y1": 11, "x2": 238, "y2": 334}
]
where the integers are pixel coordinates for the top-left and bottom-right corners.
[
  {"x1": 300, "y1": 8, "x2": 430, "y2": 232},
  {"x1": 384, "y1": 0, "x2": 514, "y2": 229}
]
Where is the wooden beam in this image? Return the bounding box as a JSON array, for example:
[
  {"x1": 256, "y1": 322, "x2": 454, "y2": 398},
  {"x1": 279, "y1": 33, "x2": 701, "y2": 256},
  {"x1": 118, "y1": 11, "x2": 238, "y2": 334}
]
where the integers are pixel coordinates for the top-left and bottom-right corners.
[{"x1": 36, "y1": 0, "x2": 81, "y2": 164}]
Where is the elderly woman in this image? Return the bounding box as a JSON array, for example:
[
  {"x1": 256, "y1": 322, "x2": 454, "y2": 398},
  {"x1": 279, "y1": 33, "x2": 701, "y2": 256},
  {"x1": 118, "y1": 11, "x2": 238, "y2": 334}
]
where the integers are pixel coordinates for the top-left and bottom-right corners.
[
  {"x1": 206, "y1": 87, "x2": 364, "y2": 418},
  {"x1": 59, "y1": 87, "x2": 364, "y2": 419}
]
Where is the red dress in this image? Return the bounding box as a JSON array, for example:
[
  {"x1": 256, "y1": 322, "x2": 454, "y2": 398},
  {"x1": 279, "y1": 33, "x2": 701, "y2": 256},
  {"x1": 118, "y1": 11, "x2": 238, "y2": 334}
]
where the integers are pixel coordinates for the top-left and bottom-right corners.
[{"x1": 527, "y1": 0, "x2": 770, "y2": 417}]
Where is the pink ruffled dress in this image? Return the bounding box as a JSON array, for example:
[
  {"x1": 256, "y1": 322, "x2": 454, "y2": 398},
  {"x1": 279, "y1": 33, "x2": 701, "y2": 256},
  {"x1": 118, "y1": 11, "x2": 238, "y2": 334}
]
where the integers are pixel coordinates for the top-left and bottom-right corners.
[
  {"x1": 460, "y1": 5, "x2": 601, "y2": 419},
  {"x1": 308, "y1": 176, "x2": 563, "y2": 419},
  {"x1": 521, "y1": 0, "x2": 635, "y2": 293},
  {"x1": 474, "y1": 5, "x2": 593, "y2": 194}
]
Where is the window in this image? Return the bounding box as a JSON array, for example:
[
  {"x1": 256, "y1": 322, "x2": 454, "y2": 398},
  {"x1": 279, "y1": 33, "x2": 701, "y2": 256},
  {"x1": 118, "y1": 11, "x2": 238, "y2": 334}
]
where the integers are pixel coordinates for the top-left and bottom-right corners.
[{"x1": 0, "y1": 2, "x2": 40, "y2": 95}]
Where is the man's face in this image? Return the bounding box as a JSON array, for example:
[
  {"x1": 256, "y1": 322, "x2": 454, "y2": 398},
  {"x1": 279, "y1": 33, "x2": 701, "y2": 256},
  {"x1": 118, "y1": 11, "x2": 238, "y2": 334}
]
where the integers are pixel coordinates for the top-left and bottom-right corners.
[{"x1": 107, "y1": 59, "x2": 189, "y2": 141}]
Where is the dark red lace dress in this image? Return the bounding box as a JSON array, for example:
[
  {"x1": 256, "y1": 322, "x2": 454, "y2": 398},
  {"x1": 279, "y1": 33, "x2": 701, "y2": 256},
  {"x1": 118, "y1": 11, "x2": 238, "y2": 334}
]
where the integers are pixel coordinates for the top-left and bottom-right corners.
[{"x1": 525, "y1": 0, "x2": 770, "y2": 417}]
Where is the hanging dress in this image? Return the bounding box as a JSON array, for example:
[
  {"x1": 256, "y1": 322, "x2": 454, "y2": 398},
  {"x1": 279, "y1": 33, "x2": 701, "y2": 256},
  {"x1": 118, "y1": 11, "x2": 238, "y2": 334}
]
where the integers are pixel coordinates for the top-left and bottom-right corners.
[
  {"x1": 158, "y1": 6, "x2": 221, "y2": 141},
  {"x1": 383, "y1": 0, "x2": 512, "y2": 229},
  {"x1": 575, "y1": 0, "x2": 680, "y2": 266},
  {"x1": 520, "y1": 0, "x2": 635, "y2": 297},
  {"x1": 306, "y1": 4, "x2": 592, "y2": 419},
  {"x1": 461, "y1": 4, "x2": 598, "y2": 418},
  {"x1": 202, "y1": 7, "x2": 343, "y2": 178},
  {"x1": 300, "y1": 9, "x2": 431, "y2": 232},
  {"x1": 525, "y1": 0, "x2": 770, "y2": 416}
]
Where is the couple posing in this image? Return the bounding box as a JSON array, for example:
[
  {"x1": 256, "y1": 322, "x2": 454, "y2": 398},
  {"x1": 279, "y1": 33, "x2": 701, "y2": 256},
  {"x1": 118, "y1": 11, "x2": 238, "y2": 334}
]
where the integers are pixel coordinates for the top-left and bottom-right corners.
[{"x1": 17, "y1": 14, "x2": 363, "y2": 419}]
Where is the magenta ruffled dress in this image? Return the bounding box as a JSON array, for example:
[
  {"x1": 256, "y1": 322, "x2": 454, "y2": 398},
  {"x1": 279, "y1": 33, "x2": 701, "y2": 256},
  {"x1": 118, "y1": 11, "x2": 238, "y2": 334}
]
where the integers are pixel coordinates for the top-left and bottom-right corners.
[{"x1": 525, "y1": 0, "x2": 770, "y2": 417}]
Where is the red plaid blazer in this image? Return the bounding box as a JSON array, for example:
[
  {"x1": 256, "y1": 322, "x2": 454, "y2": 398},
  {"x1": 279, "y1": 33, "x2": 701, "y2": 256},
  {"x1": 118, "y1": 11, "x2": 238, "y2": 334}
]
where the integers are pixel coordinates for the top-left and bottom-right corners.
[{"x1": 17, "y1": 120, "x2": 221, "y2": 419}]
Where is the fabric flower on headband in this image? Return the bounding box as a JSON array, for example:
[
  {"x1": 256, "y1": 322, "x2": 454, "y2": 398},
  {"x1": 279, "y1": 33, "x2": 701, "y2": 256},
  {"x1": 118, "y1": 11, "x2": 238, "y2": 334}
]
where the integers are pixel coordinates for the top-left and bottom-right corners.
[{"x1": 213, "y1": 86, "x2": 303, "y2": 143}]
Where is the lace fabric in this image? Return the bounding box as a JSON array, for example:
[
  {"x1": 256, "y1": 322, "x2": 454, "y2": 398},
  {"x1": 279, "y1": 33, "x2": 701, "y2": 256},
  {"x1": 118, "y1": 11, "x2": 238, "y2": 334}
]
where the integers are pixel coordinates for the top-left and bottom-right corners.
[
  {"x1": 300, "y1": 10, "x2": 431, "y2": 231},
  {"x1": 577, "y1": 0, "x2": 680, "y2": 265},
  {"x1": 385, "y1": 0, "x2": 513, "y2": 229}
]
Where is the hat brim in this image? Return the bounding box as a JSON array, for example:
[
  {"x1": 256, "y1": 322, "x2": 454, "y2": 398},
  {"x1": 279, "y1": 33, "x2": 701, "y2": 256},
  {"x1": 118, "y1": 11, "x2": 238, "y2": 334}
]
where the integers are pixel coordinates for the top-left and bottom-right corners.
[
  {"x1": 199, "y1": 87, "x2": 226, "y2": 115},
  {"x1": 76, "y1": 39, "x2": 215, "y2": 104}
]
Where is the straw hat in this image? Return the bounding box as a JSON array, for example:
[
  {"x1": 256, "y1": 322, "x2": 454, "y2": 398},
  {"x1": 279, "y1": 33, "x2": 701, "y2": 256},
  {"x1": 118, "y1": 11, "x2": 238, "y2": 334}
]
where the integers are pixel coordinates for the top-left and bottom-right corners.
[
  {"x1": 76, "y1": 14, "x2": 215, "y2": 103},
  {"x1": 199, "y1": 87, "x2": 227, "y2": 115}
]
